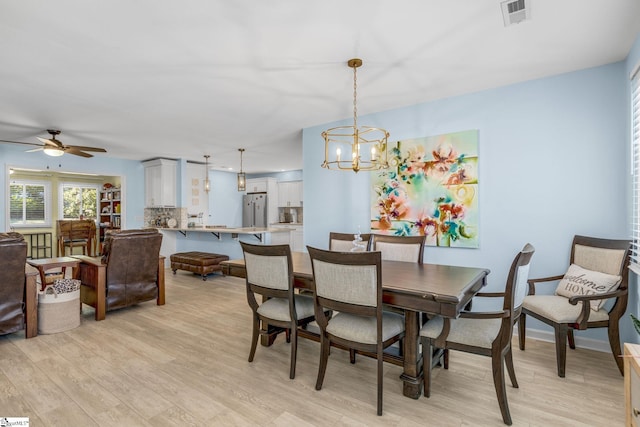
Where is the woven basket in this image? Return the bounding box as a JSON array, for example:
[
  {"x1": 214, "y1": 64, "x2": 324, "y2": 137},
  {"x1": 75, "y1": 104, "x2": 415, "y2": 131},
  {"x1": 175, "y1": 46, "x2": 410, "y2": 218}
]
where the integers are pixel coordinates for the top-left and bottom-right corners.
[{"x1": 38, "y1": 280, "x2": 81, "y2": 334}]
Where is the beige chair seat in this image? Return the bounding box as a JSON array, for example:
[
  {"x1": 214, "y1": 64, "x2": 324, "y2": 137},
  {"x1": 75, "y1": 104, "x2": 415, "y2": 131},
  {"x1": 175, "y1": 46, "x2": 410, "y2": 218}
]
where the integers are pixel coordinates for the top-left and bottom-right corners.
[
  {"x1": 327, "y1": 312, "x2": 404, "y2": 345},
  {"x1": 522, "y1": 295, "x2": 609, "y2": 324},
  {"x1": 257, "y1": 294, "x2": 315, "y2": 322},
  {"x1": 420, "y1": 315, "x2": 501, "y2": 349}
]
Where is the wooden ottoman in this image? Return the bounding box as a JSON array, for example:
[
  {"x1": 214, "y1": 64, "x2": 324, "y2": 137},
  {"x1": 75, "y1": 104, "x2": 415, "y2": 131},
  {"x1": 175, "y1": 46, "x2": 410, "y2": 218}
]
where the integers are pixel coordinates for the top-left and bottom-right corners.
[{"x1": 170, "y1": 252, "x2": 230, "y2": 281}]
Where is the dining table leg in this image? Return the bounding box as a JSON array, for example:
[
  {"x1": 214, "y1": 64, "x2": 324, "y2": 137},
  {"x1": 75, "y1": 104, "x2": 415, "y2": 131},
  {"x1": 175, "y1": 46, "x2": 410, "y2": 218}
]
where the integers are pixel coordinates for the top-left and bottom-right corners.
[{"x1": 400, "y1": 309, "x2": 422, "y2": 399}]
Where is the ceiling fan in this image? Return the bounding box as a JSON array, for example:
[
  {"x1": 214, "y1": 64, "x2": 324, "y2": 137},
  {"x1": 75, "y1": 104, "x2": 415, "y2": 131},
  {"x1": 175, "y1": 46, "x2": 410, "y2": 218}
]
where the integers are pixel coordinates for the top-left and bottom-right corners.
[{"x1": 0, "y1": 129, "x2": 107, "y2": 158}]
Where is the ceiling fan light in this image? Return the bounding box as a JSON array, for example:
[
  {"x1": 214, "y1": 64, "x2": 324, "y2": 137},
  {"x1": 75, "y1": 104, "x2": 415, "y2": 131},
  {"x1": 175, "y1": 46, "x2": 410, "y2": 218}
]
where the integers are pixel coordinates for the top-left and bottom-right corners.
[{"x1": 43, "y1": 147, "x2": 64, "y2": 157}]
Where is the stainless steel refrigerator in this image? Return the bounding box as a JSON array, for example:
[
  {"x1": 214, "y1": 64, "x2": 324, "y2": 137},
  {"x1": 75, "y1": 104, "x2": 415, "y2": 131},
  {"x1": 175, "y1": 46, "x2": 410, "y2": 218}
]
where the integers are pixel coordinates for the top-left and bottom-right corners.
[{"x1": 242, "y1": 193, "x2": 267, "y2": 228}]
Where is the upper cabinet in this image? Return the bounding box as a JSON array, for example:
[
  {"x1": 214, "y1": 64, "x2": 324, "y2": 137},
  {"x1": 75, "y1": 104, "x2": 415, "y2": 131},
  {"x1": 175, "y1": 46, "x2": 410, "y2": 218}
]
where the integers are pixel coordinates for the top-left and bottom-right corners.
[
  {"x1": 278, "y1": 181, "x2": 303, "y2": 207},
  {"x1": 143, "y1": 158, "x2": 177, "y2": 207}
]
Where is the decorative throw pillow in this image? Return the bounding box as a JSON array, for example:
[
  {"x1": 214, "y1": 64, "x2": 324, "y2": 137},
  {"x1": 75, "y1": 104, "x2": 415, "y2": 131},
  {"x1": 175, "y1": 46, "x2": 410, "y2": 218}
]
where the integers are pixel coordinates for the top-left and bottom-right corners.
[{"x1": 555, "y1": 264, "x2": 621, "y2": 311}]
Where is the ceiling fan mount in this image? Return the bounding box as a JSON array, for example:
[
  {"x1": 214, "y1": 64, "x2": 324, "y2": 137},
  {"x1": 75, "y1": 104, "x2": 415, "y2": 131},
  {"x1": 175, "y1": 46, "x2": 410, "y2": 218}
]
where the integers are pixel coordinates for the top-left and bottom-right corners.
[{"x1": 0, "y1": 129, "x2": 107, "y2": 158}]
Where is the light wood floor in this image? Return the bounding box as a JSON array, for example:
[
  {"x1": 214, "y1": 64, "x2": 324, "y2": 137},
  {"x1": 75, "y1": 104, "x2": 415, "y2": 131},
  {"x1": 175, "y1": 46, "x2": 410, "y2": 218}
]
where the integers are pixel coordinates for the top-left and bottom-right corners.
[{"x1": 0, "y1": 271, "x2": 625, "y2": 426}]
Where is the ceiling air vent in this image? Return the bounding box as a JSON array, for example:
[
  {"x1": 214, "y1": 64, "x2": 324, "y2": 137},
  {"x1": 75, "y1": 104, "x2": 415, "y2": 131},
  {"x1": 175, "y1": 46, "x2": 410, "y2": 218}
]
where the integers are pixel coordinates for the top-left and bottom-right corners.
[{"x1": 501, "y1": 0, "x2": 531, "y2": 27}]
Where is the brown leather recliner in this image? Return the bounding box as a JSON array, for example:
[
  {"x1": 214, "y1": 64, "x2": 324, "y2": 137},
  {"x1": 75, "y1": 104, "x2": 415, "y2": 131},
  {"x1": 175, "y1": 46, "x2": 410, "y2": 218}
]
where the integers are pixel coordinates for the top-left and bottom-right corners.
[
  {"x1": 76, "y1": 228, "x2": 165, "y2": 321},
  {"x1": 0, "y1": 232, "x2": 38, "y2": 338}
]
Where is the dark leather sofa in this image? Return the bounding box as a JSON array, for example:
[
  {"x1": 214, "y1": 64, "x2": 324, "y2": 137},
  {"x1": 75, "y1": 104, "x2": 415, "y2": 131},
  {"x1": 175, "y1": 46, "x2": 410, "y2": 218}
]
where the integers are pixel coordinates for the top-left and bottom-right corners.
[
  {"x1": 76, "y1": 228, "x2": 165, "y2": 321},
  {"x1": 0, "y1": 232, "x2": 38, "y2": 337}
]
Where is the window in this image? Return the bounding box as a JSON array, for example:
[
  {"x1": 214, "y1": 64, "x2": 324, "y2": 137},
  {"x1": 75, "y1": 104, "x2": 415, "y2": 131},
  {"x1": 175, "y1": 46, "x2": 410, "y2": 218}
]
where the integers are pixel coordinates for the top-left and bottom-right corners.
[
  {"x1": 631, "y1": 63, "x2": 640, "y2": 269},
  {"x1": 10, "y1": 180, "x2": 51, "y2": 227},
  {"x1": 59, "y1": 183, "x2": 99, "y2": 220}
]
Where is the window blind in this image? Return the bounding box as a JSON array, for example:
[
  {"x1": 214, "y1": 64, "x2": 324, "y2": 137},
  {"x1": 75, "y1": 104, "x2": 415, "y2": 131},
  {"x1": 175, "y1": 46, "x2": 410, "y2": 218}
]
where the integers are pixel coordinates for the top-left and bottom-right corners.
[
  {"x1": 631, "y1": 65, "x2": 640, "y2": 267},
  {"x1": 9, "y1": 181, "x2": 48, "y2": 226}
]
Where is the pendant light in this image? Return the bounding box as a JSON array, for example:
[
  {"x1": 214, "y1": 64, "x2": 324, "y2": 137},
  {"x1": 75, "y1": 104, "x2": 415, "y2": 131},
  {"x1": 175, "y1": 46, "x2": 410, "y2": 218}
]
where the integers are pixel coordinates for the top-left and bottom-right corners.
[
  {"x1": 203, "y1": 155, "x2": 211, "y2": 193},
  {"x1": 321, "y1": 58, "x2": 389, "y2": 172},
  {"x1": 237, "y1": 148, "x2": 246, "y2": 191}
]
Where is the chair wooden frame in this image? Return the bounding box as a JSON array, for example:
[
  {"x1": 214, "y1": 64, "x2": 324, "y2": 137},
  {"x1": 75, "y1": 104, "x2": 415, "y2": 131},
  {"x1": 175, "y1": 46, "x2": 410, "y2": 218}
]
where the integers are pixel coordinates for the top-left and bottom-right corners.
[
  {"x1": 370, "y1": 234, "x2": 425, "y2": 263},
  {"x1": 57, "y1": 219, "x2": 97, "y2": 257},
  {"x1": 240, "y1": 242, "x2": 316, "y2": 379},
  {"x1": 76, "y1": 229, "x2": 165, "y2": 321},
  {"x1": 421, "y1": 243, "x2": 534, "y2": 426},
  {"x1": 328, "y1": 232, "x2": 372, "y2": 251},
  {"x1": 518, "y1": 235, "x2": 631, "y2": 377},
  {"x1": 307, "y1": 246, "x2": 405, "y2": 416}
]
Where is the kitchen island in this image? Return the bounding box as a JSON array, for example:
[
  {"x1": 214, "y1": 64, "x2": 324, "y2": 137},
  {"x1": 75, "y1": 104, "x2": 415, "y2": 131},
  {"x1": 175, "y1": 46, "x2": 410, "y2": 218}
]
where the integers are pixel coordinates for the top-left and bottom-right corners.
[{"x1": 155, "y1": 226, "x2": 292, "y2": 267}]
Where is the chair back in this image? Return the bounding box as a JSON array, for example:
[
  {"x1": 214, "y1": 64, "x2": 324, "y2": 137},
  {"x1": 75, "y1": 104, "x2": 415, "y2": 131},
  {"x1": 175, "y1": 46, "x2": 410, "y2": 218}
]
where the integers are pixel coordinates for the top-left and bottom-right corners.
[
  {"x1": 0, "y1": 232, "x2": 28, "y2": 335},
  {"x1": 57, "y1": 219, "x2": 96, "y2": 255},
  {"x1": 102, "y1": 228, "x2": 162, "y2": 309},
  {"x1": 506, "y1": 243, "x2": 535, "y2": 312},
  {"x1": 501, "y1": 243, "x2": 535, "y2": 345},
  {"x1": 371, "y1": 234, "x2": 425, "y2": 263},
  {"x1": 569, "y1": 235, "x2": 631, "y2": 315},
  {"x1": 571, "y1": 235, "x2": 630, "y2": 278},
  {"x1": 329, "y1": 232, "x2": 371, "y2": 252},
  {"x1": 240, "y1": 242, "x2": 295, "y2": 316},
  {"x1": 308, "y1": 246, "x2": 382, "y2": 317}
]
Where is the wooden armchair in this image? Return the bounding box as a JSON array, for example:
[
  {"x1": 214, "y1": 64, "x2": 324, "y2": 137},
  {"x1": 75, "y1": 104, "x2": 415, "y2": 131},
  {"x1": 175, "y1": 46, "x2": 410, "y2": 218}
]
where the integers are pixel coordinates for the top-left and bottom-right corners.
[
  {"x1": 0, "y1": 232, "x2": 38, "y2": 338},
  {"x1": 518, "y1": 235, "x2": 630, "y2": 377},
  {"x1": 420, "y1": 243, "x2": 535, "y2": 425},
  {"x1": 75, "y1": 228, "x2": 165, "y2": 321}
]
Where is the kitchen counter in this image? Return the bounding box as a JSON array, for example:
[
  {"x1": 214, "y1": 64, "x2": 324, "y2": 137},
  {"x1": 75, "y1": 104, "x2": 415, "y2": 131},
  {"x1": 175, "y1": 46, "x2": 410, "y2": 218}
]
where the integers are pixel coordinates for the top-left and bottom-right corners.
[
  {"x1": 157, "y1": 226, "x2": 289, "y2": 233},
  {"x1": 156, "y1": 226, "x2": 290, "y2": 240},
  {"x1": 155, "y1": 226, "x2": 293, "y2": 267}
]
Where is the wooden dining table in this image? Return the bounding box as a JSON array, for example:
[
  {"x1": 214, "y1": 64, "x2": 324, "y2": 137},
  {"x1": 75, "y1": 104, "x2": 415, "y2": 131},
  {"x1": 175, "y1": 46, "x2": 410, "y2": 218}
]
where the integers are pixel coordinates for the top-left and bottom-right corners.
[{"x1": 221, "y1": 251, "x2": 490, "y2": 399}]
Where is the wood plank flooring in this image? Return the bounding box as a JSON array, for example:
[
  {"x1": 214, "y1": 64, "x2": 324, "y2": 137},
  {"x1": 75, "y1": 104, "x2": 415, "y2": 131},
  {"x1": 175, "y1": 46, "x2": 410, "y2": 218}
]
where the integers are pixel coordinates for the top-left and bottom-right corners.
[{"x1": 0, "y1": 271, "x2": 625, "y2": 426}]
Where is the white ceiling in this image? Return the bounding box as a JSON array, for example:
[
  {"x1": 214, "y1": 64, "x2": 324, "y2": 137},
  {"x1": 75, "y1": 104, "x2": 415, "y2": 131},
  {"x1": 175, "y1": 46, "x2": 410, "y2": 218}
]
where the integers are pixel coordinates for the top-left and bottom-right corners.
[{"x1": 1, "y1": 0, "x2": 639, "y2": 173}]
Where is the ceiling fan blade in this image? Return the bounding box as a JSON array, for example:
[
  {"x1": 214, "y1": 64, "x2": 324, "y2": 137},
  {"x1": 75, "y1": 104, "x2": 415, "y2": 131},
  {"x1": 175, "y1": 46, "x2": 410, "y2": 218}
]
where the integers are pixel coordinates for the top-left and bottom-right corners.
[
  {"x1": 0, "y1": 139, "x2": 43, "y2": 147},
  {"x1": 37, "y1": 137, "x2": 63, "y2": 148},
  {"x1": 67, "y1": 145, "x2": 107, "y2": 153},
  {"x1": 64, "y1": 147, "x2": 93, "y2": 158},
  {"x1": 25, "y1": 147, "x2": 44, "y2": 152}
]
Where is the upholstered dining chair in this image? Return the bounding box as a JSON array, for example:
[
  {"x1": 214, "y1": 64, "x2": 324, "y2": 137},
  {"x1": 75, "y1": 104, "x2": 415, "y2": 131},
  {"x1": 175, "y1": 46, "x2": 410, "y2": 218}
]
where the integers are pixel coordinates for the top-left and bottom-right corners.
[
  {"x1": 370, "y1": 234, "x2": 425, "y2": 263},
  {"x1": 240, "y1": 241, "x2": 316, "y2": 379},
  {"x1": 0, "y1": 232, "x2": 38, "y2": 338},
  {"x1": 518, "y1": 235, "x2": 630, "y2": 377},
  {"x1": 75, "y1": 228, "x2": 165, "y2": 321},
  {"x1": 307, "y1": 246, "x2": 405, "y2": 416},
  {"x1": 420, "y1": 243, "x2": 534, "y2": 426},
  {"x1": 329, "y1": 232, "x2": 371, "y2": 252}
]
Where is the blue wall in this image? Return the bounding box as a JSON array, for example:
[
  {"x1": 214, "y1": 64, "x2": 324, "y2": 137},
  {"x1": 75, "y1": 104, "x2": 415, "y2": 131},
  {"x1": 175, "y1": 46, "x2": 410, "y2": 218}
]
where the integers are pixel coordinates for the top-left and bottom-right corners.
[
  {"x1": 1, "y1": 144, "x2": 146, "y2": 229},
  {"x1": 303, "y1": 61, "x2": 630, "y2": 346}
]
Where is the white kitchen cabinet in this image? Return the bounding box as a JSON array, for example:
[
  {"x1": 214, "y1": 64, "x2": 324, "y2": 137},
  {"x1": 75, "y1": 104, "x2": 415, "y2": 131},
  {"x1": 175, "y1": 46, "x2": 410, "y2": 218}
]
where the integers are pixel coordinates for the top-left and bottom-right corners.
[
  {"x1": 278, "y1": 180, "x2": 303, "y2": 207},
  {"x1": 291, "y1": 227, "x2": 305, "y2": 252},
  {"x1": 143, "y1": 158, "x2": 177, "y2": 207},
  {"x1": 272, "y1": 224, "x2": 304, "y2": 252},
  {"x1": 246, "y1": 178, "x2": 267, "y2": 193}
]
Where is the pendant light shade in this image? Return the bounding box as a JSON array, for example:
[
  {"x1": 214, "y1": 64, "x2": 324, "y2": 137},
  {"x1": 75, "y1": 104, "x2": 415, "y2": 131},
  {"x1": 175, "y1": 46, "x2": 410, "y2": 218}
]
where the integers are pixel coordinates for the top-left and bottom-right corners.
[
  {"x1": 237, "y1": 148, "x2": 246, "y2": 191},
  {"x1": 203, "y1": 155, "x2": 211, "y2": 193}
]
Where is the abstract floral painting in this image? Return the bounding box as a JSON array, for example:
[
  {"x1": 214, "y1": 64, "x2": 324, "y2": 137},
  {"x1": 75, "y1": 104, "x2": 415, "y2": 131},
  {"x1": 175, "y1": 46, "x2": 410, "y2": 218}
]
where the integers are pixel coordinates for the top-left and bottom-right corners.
[{"x1": 371, "y1": 129, "x2": 479, "y2": 248}]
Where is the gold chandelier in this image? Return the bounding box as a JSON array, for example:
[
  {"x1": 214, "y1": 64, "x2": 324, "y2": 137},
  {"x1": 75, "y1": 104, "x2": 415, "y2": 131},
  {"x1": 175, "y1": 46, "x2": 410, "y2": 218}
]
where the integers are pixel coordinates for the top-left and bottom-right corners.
[
  {"x1": 237, "y1": 148, "x2": 246, "y2": 191},
  {"x1": 321, "y1": 58, "x2": 389, "y2": 172}
]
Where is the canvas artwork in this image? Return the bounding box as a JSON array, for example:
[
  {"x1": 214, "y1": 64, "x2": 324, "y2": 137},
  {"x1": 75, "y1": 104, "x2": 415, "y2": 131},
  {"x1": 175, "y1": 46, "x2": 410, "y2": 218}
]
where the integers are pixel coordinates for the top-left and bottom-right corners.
[{"x1": 371, "y1": 129, "x2": 479, "y2": 248}]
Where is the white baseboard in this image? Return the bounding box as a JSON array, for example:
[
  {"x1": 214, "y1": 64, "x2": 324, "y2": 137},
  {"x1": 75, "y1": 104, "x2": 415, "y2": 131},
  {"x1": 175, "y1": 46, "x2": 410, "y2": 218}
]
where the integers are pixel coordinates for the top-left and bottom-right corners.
[{"x1": 513, "y1": 328, "x2": 611, "y2": 353}]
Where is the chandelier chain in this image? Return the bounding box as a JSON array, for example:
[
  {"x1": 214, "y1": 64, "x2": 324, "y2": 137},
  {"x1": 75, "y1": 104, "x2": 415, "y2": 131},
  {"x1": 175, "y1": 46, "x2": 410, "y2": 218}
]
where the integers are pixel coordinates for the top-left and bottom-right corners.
[{"x1": 353, "y1": 65, "x2": 358, "y2": 130}]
